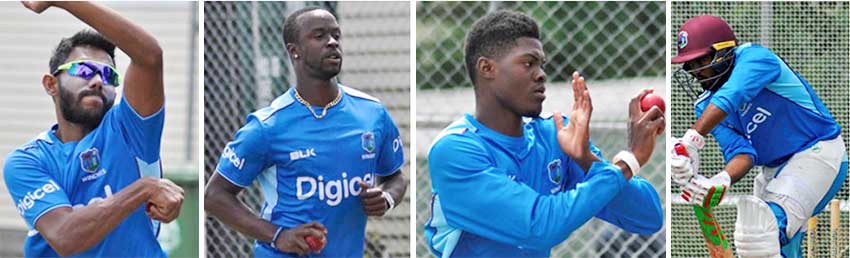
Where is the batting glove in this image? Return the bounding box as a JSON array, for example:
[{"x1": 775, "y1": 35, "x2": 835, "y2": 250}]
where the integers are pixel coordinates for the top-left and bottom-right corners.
[
  {"x1": 671, "y1": 155, "x2": 695, "y2": 186},
  {"x1": 673, "y1": 129, "x2": 704, "y2": 171},
  {"x1": 682, "y1": 171, "x2": 731, "y2": 209}
]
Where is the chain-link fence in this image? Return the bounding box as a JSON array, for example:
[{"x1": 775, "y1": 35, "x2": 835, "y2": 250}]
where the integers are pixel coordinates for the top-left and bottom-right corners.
[
  {"x1": 204, "y1": 1, "x2": 410, "y2": 257},
  {"x1": 670, "y1": 2, "x2": 850, "y2": 257},
  {"x1": 416, "y1": 2, "x2": 666, "y2": 257}
]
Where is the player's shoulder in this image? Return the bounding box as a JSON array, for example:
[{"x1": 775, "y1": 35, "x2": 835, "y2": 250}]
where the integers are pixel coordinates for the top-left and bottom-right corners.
[
  {"x1": 428, "y1": 116, "x2": 486, "y2": 155},
  {"x1": 341, "y1": 84, "x2": 381, "y2": 103},
  {"x1": 250, "y1": 89, "x2": 299, "y2": 123},
  {"x1": 694, "y1": 91, "x2": 712, "y2": 112},
  {"x1": 533, "y1": 112, "x2": 560, "y2": 123},
  {"x1": 340, "y1": 84, "x2": 388, "y2": 111},
  {"x1": 528, "y1": 112, "x2": 562, "y2": 132},
  {"x1": 735, "y1": 43, "x2": 776, "y2": 60},
  {"x1": 10, "y1": 130, "x2": 54, "y2": 157},
  {"x1": 4, "y1": 130, "x2": 54, "y2": 174}
]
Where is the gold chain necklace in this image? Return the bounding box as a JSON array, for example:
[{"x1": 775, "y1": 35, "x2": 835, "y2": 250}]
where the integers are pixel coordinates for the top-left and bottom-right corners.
[{"x1": 294, "y1": 88, "x2": 342, "y2": 119}]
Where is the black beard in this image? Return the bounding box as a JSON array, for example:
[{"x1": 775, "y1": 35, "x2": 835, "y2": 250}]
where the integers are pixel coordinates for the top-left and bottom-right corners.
[{"x1": 58, "y1": 83, "x2": 112, "y2": 131}]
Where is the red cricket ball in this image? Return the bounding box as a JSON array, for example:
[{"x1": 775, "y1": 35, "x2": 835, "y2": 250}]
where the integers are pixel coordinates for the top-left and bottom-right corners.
[
  {"x1": 305, "y1": 235, "x2": 324, "y2": 252},
  {"x1": 640, "y1": 93, "x2": 666, "y2": 113}
]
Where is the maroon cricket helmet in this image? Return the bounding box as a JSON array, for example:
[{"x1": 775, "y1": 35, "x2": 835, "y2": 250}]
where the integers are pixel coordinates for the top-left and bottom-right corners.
[{"x1": 672, "y1": 15, "x2": 737, "y2": 64}]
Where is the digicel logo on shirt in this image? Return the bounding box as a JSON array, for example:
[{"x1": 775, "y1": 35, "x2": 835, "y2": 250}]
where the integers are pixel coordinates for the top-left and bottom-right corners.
[
  {"x1": 17, "y1": 182, "x2": 115, "y2": 215},
  {"x1": 297, "y1": 172, "x2": 374, "y2": 206},
  {"x1": 16, "y1": 180, "x2": 61, "y2": 215},
  {"x1": 222, "y1": 145, "x2": 245, "y2": 170}
]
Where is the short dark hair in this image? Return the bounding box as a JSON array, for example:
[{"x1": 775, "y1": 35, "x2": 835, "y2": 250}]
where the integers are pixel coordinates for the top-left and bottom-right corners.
[
  {"x1": 49, "y1": 30, "x2": 116, "y2": 73},
  {"x1": 283, "y1": 6, "x2": 327, "y2": 46},
  {"x1": 464, "y1": 10, "x2": 540, "y2": 84}
]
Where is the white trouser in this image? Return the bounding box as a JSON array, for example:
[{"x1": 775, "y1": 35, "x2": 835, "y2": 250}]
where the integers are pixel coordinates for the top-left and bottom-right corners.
[{"x1": 753, "y1": 135, "x2": 846, "y2": 237}]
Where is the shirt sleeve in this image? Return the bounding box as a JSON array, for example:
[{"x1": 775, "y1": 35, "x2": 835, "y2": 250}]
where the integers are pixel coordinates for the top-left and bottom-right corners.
[
  {"x1": 428, "y1": 134, "x2": 627, "y2": 250},
  {"x1": 593, "y1": 176, "x2": 663, "y2": 234},
  {"x1": 3, "y1": 150, "x2": 71, "y2": 229},
  {"x1": 215, "y1": 115, "x2": 271, "y2": 188},
  {"x1": 710, "y1": 47, "x2": 781, "y2": 115},
  {"x1": 108, "y1": 97, "x2": 165, "y2": 163},
  {"x1": 711, "y1": 123, "x2": 758, "y2": 164},
  {"x1": 376, "y1": 108, "x2": 404, "y2": 176}
]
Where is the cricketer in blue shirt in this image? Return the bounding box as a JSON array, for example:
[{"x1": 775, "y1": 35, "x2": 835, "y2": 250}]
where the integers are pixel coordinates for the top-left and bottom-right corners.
[
  {"x1": 215, "y1": 86, "x2": 404, "y2": 257},
  {"x1": 424, "y1": 10, "x2": 664, "y2": 257},
  {"x1": 671, "y1": 15, "x2": 847, "y2": 257},
  {"x1": 691, "y1": 43, "x2": 847, "y2": 257},
  {"x1": 3, "y1": 2, "x2": 180, "y2": 257},
  {"x1": 425, "y1": 113, "x2": 663, "y2": 257},
  {"x1": 695, "y1": 43, "x2": 841, "y2": 168},
  {"x1": 5, "y1": 98, "x2": 166, "y2": 257},
  {"x1": 204, "y1": 7, "x2": 408, "y2": 257}
]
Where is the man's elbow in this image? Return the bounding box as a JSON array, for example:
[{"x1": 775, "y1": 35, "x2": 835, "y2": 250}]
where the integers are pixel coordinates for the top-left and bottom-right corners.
[
  {"x1": 203, "y1": 188, "x2": 218, "y2": 212},
  {"x1": 203, "y1": 185, "x2": 229, "y2": 217},
  {"x1": 45, "y1": 234, "x2": 86, "y2": 256},
  {"x1": 630, "y1": 201, "x2": 664, "y2": 234},
  {"x1": 646, "y1": 205, "x2": 664, "y2": 233},
  {"x1": 526, "y1": 223, "x2": 576, "y2": 250},
  {"x1": 526, "y1": 232, "x2": 569, "y2": 251},
  {"x1": 137, "y1": 42, "x2": 163, "y2": 68}
]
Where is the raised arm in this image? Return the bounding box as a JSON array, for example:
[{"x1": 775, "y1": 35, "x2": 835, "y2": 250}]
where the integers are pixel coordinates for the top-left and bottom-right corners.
[{"x1": 24, "y1": 1, "x2": 164, "y2": 116}]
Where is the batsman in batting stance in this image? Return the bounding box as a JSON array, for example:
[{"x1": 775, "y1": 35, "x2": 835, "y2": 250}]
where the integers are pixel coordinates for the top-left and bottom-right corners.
[{"x1": 671, "y1": 15, "x2": 848, "y2": 258}]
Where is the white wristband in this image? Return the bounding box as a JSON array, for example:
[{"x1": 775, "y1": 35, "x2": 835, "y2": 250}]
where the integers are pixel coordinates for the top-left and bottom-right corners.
[
  {"x1": 683, "y1": 129, "x2": 705, "y2": 149},
  {"x1": 381, "y1": 191, "x2": 396, "y2": 211},
  {"x1": 612, "y1": 151, "x2": 640, "y2": 177}
]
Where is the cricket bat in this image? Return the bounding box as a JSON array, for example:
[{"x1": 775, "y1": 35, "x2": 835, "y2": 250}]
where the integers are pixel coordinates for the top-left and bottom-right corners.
[
  {"x1": 675, "y1": 143, "x2": 734, "y2": 258},
  {"x1": 830, "y1": 199, "x2": 839, "y2": 258},
  {"x1": 807, "y1": 217, "x2": 817, "y2": 258}
]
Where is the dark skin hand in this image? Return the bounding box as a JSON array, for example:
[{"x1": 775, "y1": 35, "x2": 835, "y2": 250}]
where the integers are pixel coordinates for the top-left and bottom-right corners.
[
  {"x1": 275, "y1": 222, "x2": 328, "y2": 256},
  {"x1": 554, "y1": 72, "x2": 598, "y2": 172},
  {"x1": 595, "y1": 88, "x2": 665, "y2": 181},
  {"x1": 626, "y1": 88, "x2": 666, "y2": 166},
  {"x1": 205, "y1": 173, "x2": 327, "y2": 256},
  {"x1": 358, "y1": 170, "x2": 408, "y2": 216},
  {"x1": 611, "y1": 89, "x2": 665, "y2": 180},
  {"x1": 554, "y1": 80, "x2": 664, "y2": 181}
]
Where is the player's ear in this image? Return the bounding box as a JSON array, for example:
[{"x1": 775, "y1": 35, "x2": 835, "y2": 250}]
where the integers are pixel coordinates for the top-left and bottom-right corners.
[
  {"x1": 286, "y1": 43, "x2": 300, "y2": 61},
  {"x1": 42, "y1": 73, "x2": 58, "y2": 97},
  {"x1": 477, "y1": 56, "x2": 496, "y2": 81}
]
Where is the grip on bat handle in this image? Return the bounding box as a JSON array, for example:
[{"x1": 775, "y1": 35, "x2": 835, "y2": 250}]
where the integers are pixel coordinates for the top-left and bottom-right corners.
[{"x1": 674, "y1": 143, "x2": 689, "y2": 157}]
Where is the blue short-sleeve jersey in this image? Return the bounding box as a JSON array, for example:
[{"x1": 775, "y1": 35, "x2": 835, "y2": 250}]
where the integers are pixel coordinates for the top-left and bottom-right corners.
[
  {"x1": 4, "y1": 97, "x2": 166, "y2": 257},
  {"x1": 424, "y1": 113, "x2": 663, "y2": 257},
  {"x1": 696, "y1": 43, "x2": 841, "y2": 167},
  {"x1": 216, "y1": 85, "x2": 404, "y2": 257}
]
